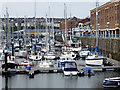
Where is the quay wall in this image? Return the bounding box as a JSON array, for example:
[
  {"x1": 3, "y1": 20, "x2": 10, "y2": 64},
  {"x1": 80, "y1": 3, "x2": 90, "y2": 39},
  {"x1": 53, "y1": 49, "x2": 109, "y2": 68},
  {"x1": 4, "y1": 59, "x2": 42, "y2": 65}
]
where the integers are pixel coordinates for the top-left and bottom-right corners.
[{"x1": 55, "y1": 36, "x2": 120, "y2": 61}]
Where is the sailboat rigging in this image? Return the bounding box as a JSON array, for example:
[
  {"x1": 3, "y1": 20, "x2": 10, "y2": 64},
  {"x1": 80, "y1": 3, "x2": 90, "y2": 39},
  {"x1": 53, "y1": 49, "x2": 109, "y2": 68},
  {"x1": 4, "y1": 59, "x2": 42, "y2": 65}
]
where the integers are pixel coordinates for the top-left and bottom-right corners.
[{"x1": 85, "y1": 0, "x2": 106, "y2": 66}]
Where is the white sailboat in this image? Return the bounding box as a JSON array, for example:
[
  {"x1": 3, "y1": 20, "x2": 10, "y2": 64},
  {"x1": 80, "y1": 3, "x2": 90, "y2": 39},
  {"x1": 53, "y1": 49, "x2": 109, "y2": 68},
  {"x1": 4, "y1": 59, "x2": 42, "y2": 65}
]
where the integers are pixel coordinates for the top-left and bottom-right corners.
[
  {"x1": 58, "y1": 4, "x2": 78, "y2": 76},
  {"x1": 79, "y1": 48, "x2": 90, "y2": 58},
  {"x1": 85, "y1": 0, "x2": 105, "y2": 66},
  {"x1": 1, "y1": 8, "x2": 18, "y2": 69},
  {"x1": 85, "y1": 54, "x2": 104, "y2": 66},
  {"x1": 39, "y1": 13, "x2": 54, "y2": 68},
  {"x1": 44, "y1": 7, "x2": 56, "y2": 60}
]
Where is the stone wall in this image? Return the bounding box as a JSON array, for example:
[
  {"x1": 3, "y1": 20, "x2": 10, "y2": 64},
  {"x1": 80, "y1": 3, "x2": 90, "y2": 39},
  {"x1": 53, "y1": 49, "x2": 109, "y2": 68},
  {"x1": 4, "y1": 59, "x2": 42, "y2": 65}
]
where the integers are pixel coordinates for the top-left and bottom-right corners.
[
  {"x1": 55, "y1": 35, "x2": 120, "y2": 61},
  {"x1": 80, "y1": 37, "x2": 120, "y2": 61}
]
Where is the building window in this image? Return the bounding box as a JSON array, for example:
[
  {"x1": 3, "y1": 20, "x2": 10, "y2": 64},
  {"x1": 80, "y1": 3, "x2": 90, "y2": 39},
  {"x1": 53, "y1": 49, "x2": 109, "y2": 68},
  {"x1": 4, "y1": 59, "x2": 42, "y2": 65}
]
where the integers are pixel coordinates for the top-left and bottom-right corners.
[
  {"x1": 112, "y1": 16, "x2": 114, "y2": 22},
  {"x1": 117, "y1": 6, "x2": 119, "y2": 24},
  {"x1": 112, "y1": 6, "x2": 114, "y2": 11},
  {"x1": 110, "y1": 17, "x2": 111, "y2": 23},
  {"x1": 103, "y1": 18, "x2": 104, "y2": 24},
  {"x1": 105, "y1": 10, "x2": 107, "y2": 17},
  {"x1": 110, "y1": 7, "x2": 111, "y2": 12},
  {"x1": 115, "y1": 7, "x2": 117, "y2": 24},
  {"x1": 107, "y1": 9, "x2": 109, "y2": 19}
]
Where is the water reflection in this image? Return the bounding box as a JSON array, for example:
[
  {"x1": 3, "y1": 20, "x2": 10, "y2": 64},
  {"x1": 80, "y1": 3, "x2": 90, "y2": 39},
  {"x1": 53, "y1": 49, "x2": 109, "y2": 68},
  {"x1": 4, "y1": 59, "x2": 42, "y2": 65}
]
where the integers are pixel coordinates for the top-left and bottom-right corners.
[
  {"x1": 2, "y1": 71, "x2": 120, "y2": 88},
  {"x1": 3, "y1": 75, "x2": 8, "y2": 90}
]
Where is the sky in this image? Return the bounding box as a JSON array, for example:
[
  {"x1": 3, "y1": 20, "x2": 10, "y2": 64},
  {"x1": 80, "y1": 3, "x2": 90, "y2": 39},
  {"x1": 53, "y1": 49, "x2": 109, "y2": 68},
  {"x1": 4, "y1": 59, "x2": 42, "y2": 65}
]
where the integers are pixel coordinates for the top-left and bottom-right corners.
[{"x1": 0, "y1": 0, "x2": 112, "y2": 18}]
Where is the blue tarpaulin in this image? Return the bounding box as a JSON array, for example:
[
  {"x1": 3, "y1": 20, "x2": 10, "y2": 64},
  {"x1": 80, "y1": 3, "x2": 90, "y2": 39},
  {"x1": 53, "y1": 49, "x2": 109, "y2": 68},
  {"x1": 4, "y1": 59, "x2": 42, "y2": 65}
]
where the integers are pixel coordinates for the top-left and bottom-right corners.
[{"x1": 82, "y1": 67, "x2": 94, "y2": 74}]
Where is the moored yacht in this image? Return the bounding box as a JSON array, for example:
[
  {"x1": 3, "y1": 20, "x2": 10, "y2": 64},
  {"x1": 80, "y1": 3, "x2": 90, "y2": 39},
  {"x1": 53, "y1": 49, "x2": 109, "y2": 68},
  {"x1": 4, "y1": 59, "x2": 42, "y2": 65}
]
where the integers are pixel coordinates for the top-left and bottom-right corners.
[
  {"x1": 39, "y1": 59, "x2": 54, "y2": 68},
  {"x1": 29, "y1": 53, "x2": 42, "y2": 61},
  {"x1": 103, "y1": 77, "x2": 120, "y2": 88},
  {"x1": 44, "y1": 51, "x2": 56, "y2": 60},
  {"x1": 79, "y1": 48, "x2": 90, "y2": 58},
  {"x1": 63, "y1": 60, "x2": 78, "y2": 76},
  {"x1": 58, "y1": 55, "x2": 78, "y2": 76},
  {"x1": 85, "y1": 53, "x2": 105, "y2": 66}
]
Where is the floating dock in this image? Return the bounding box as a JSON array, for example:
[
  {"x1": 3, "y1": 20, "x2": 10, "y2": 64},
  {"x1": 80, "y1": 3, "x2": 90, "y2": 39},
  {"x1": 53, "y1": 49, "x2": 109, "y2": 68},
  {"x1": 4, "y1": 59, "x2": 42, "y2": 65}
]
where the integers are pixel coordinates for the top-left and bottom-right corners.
[
  {"x1": 1, "y1": 65, "x2": 120, "y2": 75},
  {"x1": 1, "y1": 58, "x2": 120, "y2": 76}
]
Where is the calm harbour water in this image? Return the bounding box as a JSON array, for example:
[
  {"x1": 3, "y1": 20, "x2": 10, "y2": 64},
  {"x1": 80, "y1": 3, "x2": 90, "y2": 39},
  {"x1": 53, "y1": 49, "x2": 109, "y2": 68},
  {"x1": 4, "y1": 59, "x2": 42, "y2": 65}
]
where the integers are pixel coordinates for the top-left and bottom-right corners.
[
  {"x1": 1, "y1": 49, "x2": 120, "y2": 88},
  {"x1": 1, "y1": 71, "x2": 120, "y2": 88}
]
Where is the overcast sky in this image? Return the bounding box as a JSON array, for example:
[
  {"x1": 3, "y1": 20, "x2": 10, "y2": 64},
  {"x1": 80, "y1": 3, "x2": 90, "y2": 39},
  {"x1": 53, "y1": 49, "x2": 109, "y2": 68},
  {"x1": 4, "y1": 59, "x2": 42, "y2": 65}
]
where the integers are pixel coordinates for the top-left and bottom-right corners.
[{"x1": 0, "y1": 0, "x2": 111, "y2": 18}]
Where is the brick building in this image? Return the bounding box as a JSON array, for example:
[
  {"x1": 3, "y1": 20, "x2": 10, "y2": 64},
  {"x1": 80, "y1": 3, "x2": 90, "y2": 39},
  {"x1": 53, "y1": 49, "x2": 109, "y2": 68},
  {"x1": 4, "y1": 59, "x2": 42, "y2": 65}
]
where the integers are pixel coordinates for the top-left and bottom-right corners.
[
  {"x1": 59, "y1": 17, "x2": 78, "y2": 34},
  {"x1": 90, "y1": 0, "x2": 120, "y2": 38}
]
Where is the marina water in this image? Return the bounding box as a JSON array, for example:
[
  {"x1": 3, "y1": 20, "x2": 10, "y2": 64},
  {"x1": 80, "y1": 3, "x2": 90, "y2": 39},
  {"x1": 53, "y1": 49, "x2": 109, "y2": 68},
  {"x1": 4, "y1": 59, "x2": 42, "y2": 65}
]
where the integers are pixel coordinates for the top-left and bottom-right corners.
[{"x1": 1, "y1": 70, "x2": 120, "y2": 88}]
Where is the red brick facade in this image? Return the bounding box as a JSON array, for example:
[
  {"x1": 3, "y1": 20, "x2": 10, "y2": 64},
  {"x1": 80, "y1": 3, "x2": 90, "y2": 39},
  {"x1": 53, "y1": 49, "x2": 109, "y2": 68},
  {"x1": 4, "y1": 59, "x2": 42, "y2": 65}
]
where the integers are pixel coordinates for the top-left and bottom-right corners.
[
  {"x1": 59, "y1": 20, "x2": 77, "y2": 34},
  {"x1": 90, "y1": 0, "x2": 120, "y2": 36}
]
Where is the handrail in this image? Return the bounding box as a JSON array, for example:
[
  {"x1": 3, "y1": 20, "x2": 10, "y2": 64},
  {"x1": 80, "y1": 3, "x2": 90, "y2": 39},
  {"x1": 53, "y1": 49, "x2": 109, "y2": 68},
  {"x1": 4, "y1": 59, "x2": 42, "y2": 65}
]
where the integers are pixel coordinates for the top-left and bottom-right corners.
[{"x1": 55, "y1": 34, "x2": 120, "y2": 39}]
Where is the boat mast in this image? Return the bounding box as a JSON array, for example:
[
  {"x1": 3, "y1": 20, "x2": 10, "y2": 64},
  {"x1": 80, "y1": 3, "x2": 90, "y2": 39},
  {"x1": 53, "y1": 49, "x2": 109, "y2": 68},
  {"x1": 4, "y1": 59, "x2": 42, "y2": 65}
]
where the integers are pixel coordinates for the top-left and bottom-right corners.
[
  {"x1": 0, "y1": 16, "x2": 2, "y2": 29},
  {"x1": 5, "y1": 8, "x2": 9, "y2": 50},
  {"x1": 45, "y1": 13, "x2": 48, "y2": 50},
  {"x1": 17, "y1": 15, "x2": 19, "y2": 41},
  {"x1": 96, "y1": 0, "x2": 98, "y2": 49},
  {"x1": 24, "y1": 16, "x2": 27, "y2": 45},
  {"x1": 52, "y1": 17, "x2": 54, "y2": 44},
  {"x1": 64, "y1": 3, "x2": 67, "y2": 45},
  {"x1": 70, "y1": 2, "x2": 72, "y2": 41},
  {"x1": 34, "y1": 0, "x2": 37, "y2": 43},
  {"x1": 49, "y1": 6, "x2": 50, "y2": 52}
]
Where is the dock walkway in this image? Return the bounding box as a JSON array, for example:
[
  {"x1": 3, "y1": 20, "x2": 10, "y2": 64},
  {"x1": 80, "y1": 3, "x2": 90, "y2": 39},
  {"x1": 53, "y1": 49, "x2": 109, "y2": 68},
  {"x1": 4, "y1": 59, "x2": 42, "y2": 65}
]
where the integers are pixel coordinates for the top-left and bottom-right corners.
[
  {"x1": 107, "y1": 58, "x2": 120, "y2": 66},
  {"x1": 1, "y1": 58, "x2": 120, "y2": 75},
  {"x1": 29, "y1": 65, "x2": 60, "y2": 75},
  {"x1": 77, "y1": 58, "x2": 120, "y2": 71}
]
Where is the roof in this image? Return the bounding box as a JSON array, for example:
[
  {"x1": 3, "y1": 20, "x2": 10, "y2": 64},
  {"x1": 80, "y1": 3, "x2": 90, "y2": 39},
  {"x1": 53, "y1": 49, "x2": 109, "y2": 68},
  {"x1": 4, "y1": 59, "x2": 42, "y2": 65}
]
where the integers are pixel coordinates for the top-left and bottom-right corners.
[
  {"x1": 78, "y1": 18, "x2": 90, "y2": 24},
  {"x1": 91, "y1": 0, "x2": 120, "y2": 11}
]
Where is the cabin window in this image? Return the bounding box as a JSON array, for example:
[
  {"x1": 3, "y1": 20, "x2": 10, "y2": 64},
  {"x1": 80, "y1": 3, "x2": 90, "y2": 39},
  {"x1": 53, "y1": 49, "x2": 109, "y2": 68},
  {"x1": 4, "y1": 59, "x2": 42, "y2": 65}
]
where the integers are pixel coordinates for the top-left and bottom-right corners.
[{"x1": 65, "y1": 63, "x2": 76, "y2": 68}]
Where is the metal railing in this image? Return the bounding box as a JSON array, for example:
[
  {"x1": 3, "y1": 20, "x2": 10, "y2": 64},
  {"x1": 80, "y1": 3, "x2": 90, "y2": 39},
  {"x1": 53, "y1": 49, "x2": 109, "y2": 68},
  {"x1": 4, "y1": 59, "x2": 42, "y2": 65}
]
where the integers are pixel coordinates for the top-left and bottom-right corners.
[
  {"x1": 79, "y1": 34, "x2": 120, "y2": 39},
  {"x1": 56, "y1": 33, "x2": 120, "y2": 39}
]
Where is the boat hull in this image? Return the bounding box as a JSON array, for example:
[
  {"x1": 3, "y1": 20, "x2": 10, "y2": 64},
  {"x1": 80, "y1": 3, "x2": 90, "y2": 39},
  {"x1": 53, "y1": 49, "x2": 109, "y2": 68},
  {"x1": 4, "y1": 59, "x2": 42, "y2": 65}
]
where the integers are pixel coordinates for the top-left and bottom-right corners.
[
  {"x1": 44, "y1": 55, "x2": 55, "y2": 60},
  {"x1": 85, "y1": 59, "x2": 103, "y2": 66},
  {"x1": 63, "y1": 71, "x2": 78, "y2": 76},
  {"x1": 103, "y1": 77, "x2": 120, "y2": 88},
  {"x1": 103, "y1": 80, "x2": 120, "y2": 88}
]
